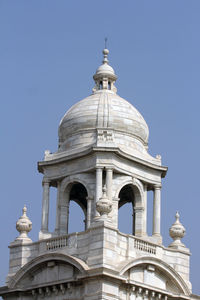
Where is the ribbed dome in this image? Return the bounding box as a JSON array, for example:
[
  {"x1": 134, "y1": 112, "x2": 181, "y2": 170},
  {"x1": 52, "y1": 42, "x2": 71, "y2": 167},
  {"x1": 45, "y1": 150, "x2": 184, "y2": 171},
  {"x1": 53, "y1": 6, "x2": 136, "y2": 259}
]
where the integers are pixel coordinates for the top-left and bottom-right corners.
[
  {"x1": 58, "y1": 91, "x2": 149, "y2": 153},
  {"x1": 58, "y1": 48, "x2": 149, "y2": 155}
]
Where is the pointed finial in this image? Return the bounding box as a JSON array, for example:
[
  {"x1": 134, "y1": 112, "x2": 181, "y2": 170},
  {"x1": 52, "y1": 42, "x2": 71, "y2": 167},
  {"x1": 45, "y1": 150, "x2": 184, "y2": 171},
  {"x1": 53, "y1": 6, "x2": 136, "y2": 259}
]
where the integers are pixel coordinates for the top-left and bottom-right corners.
[
  {"x1": 102, "y1": 40, "x2": 109, "y2": 65},
  {"x1": 175, "y1": 211, "x2": 180, "y2": 222},
  {"x1": 23, "y1": 204, "x2": 27, "y2": 216},
  {"x1": 105, "y1": 37, "x2": 107, "y2": 49}
]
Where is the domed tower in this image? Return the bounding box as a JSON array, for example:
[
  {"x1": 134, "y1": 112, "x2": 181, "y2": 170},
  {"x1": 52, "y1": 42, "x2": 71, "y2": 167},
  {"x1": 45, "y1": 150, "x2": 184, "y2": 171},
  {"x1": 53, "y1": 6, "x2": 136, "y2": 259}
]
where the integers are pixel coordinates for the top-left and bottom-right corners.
[{"x1": 1, "y1": 48, "x2": 197, "y2": 300}]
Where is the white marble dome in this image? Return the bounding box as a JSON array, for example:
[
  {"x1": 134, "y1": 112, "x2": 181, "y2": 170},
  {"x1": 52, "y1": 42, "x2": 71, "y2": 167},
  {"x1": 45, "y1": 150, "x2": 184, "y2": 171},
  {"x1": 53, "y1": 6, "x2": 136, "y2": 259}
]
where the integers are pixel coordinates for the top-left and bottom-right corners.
[
  {"x1": 58, "y1": 48, "x2": 149, "y2": 155},
  {"x1": 58, "y1": 91, "x2": 149, "y2": 153}
]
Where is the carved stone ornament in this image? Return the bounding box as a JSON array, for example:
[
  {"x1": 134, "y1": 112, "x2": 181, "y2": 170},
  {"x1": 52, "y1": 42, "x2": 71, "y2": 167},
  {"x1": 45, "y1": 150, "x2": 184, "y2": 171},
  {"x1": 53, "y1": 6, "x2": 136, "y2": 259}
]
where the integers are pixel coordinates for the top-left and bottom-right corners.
[
  {"x1": 96, "y1": 186, "x2": 112, "y2": 218},
  {"x1": 15, "y1": 205, "x2": 32, "y2": 242},
  {"x1": 169, "y1": 212, "x2": 186, "y2": 249}
]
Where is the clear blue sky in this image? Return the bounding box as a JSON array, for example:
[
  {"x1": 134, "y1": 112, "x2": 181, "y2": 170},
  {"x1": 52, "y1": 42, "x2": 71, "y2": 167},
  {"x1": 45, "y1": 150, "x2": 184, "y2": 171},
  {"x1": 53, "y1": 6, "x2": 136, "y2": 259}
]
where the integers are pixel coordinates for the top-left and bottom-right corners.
[{"x1": 0, "y1": 0, "x2": 200, "y2": 295}]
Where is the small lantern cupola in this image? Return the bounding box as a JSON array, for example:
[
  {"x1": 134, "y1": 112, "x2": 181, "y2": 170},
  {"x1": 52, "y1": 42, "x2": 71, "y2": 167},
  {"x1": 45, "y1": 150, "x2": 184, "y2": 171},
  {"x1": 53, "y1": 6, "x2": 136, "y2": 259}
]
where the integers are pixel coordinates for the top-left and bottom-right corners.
[{"x1": 93, "y1": 47, "x2": 117, "y2": 93}]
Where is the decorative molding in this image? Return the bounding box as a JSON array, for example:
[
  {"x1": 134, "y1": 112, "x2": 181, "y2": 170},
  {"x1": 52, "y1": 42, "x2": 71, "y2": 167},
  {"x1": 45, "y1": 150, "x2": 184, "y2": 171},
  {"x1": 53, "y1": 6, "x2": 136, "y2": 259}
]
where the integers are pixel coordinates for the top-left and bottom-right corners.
[{"x1": 97, "y1": 129, "x2": 114, "y2": 142}]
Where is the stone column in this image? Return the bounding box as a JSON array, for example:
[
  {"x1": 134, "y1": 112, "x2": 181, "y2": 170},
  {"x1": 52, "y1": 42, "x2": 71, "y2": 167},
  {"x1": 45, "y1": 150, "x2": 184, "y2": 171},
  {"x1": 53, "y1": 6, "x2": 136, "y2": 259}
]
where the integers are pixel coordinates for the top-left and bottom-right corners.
[
  {"x1": 112, "y1": 198, "x2": 119, "y2": 228},
  {"x1": 95, "y1": 167, "x2": 103, "y2": 217},
  {"x1": 143, "y1": 184, "x2": 147, "y2": 236},
  {"x1": 66, "y1": 202, "x2": 70, "y2": 234},
  {"x1": 134, "y1": 207, "x2": 144, "y2": 237},
  {"x1": 55, "y1": 181, "x2": 61, "y2": 234},
  {"x1": 41, "y1": 178, "x2": 50, "y2": 232},
  {"x1": 59, "y1": 201, "x2": 69, "y2": 236},
  {"x1": 153, "y1": 185, "x2": 161, "y2": 239},
  {"x1": 106, "y1": 168, "x2": 113, "y2": 201},
  {"x1": 86, "y1": 197, "x2": 92, "y2": 229}
]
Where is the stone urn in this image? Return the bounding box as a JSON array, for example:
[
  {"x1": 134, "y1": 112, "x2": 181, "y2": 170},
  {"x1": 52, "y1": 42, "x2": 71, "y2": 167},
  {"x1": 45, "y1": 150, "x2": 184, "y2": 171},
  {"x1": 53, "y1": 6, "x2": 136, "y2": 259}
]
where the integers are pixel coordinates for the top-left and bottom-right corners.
[
  {"x1": 169, "y1": 212, "x2": 186, "y2": 249},
  {"x1": 16, "y1": 205, "x2": 32, "y2": 242},
  {"x1": 96, "y1": 186, "x2": 112, "y2": 219}
]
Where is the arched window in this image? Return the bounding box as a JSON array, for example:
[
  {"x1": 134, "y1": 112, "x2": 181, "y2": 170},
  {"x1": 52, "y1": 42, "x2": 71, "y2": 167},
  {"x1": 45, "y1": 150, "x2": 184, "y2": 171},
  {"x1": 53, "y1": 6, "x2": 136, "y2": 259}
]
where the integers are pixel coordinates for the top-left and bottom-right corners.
[
  {"x1": 118, "y1": 184, "x2": 135, "y2": 235},
  {"x1": 99, "y1": 81, "x2": 103, "y2": 89},
  {"x1": 108, "y1": 81, "x2": 111, "y2": 90},
  {"x1": 68, "y1": 183, "x2": 88, "y2": 233}
]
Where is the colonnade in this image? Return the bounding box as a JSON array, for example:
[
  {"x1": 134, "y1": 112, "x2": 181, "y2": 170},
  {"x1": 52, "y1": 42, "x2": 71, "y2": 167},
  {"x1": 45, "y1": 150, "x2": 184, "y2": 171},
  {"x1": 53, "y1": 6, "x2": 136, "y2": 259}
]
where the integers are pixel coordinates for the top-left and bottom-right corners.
[{"x1": 40, "y1": 171, "x2": 162, "y2": 241}]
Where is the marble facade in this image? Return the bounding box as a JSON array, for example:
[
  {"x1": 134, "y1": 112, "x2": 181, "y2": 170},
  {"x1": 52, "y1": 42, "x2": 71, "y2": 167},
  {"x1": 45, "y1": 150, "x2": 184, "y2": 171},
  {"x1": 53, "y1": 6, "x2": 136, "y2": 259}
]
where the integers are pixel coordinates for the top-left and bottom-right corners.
[{"x1": 0, "y1": 48, "x2": 199, "y2": 300}]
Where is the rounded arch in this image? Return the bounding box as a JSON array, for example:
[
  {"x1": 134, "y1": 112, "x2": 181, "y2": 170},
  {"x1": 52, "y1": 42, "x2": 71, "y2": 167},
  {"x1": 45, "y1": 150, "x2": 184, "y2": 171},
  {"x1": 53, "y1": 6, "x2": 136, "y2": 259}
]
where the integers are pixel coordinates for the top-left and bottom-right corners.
[
  {"x1": 115, "y1": 177, "x2": 144, "y2": 207},
  {"x1": 60, "y1": 175, "x2": 93, "y2": 199},
  {"x1": 119, "y1": 256, "x2": 190, "y2": 296},
  {"x1": 59, "y1": 175, "x2": 92, "y2": 235},
  {"x1": 116, "y1": 178, "x2": 145, "y2": 237},
  {"x1": 8, "y1": 252, "x2": 89, "y2": 289}
]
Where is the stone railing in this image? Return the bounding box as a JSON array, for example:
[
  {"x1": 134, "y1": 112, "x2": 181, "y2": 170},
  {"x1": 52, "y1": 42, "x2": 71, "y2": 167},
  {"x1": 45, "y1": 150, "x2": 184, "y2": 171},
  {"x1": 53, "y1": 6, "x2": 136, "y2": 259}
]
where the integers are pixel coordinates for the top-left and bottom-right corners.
[
  {"x1": 46, "y1": 234, "x2": 77, "y2": 251},
  {"x1": 134, "y1": 238, "x2": 156, "y2": 255},
  {"x1": 46, "y1": 236, "x2": 68, "y2": 250}
]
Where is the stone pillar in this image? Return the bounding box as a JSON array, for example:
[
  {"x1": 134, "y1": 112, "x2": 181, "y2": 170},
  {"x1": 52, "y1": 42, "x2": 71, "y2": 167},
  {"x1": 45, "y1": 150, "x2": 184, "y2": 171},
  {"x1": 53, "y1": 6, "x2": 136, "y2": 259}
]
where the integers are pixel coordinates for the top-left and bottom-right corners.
[
  {"x1": 112, "y1": 198, "x2": 119, "y2": 228},
  {"x1": 41, "y1": 178, "x2": 50, "y2": 232},
  {"x1": 106, "y1": 168, "x2": 113, "y2": 201},
  {"x1": 66, "y1": 202, "x2": 70, "y2": 234},
  {"x1": 143, "y1": 184, "x2": 147, "y2": 236},
  {"x1": 134, "y1": 207, "x2": 144, "y2": 237},
  {"x1": 153, "y1": 185, "x2": 162, "y2": 240},
  {"x1": 59, "y1": 191, "x2": 69, "y2": 236},
  {"x1": 86, "y1": 197, "x2": 92, "y2": 229},
  {"x1": 55, "y1": 181, "x2": 61, "y2": 234},
  {"x1": 95, "y1": 167, "x2": 103, "y2": 217}
]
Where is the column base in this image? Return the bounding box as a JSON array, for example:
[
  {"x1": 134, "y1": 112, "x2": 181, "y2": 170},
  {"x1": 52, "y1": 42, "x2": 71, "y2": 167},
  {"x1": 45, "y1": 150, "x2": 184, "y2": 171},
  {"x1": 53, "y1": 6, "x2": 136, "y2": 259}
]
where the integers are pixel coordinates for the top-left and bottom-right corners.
[
  {"x1": 39, "y1": 230, "x2": 52, "y2": 240},
  {"x1": 152, "y1": 234, "x2": 162, "y2": 245},
  {"x1": 91, "y1": 215, "x2": 114, "y2": 228}
]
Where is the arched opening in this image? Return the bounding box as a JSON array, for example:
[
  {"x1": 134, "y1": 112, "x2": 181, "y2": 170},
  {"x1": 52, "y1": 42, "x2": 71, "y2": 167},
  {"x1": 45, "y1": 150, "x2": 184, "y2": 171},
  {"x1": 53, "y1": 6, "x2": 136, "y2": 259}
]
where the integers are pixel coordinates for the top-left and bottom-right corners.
[
  {"x1": 68, "y1": 183, "x2": 88, "y2": 233},
  {"x1": 68, "y1": 201, "x2": 85, "y2": 233},
  {"x1": 118, "y1": 184, "x2": 135, "y2": 235}
]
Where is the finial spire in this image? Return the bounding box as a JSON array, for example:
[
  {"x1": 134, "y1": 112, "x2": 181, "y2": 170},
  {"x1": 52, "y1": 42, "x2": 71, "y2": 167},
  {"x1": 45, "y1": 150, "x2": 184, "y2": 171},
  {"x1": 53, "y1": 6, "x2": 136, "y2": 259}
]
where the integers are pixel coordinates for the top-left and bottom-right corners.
[
  {"x1": 105, "y1": 37, "x2": 108, "y2": 49},
  {"x1": 102, "y1": 48, "x2": 109, "y2": 64}
]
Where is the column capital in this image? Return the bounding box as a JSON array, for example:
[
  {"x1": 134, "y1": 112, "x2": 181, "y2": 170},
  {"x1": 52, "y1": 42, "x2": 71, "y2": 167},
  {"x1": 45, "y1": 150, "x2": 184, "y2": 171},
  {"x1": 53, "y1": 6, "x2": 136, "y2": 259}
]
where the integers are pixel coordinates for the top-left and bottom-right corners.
[
  {"x1": 56, "y1": 180, "x2": 61, "y2": 187},
  {"x1": 105, "y1": 166, "x2": 114, "y2": 171},
  {"x1": 86, "y1": 196, "x2": 94, "y2": 201},
  {"x1": 96, "y1": 166, "x2": 104, "y2": 171},
  {"x1": 42, "y1": 177, "x2": 50, "y2": 186},
  {"x1": 143, "y1": 183, "x2": 148, "y2": 190},
  {"x1": 154, "y1": 184, "x2": 162, "y2": 190}
]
